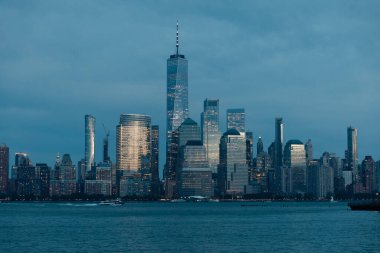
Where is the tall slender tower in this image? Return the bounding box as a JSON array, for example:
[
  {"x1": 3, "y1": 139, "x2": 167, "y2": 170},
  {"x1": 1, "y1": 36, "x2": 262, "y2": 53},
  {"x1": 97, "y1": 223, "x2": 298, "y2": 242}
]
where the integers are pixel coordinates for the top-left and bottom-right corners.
[
  {"x1": 347, "y1": 126, "x2": 358, "y2": 177},
  {"x1": 166, "y1": 21, "x2": 188, "y2": 137},
  {"x1": 165, "y1": 21, "x2": 189, "y2": 196},
  {"x1": 274, "y1": 117, "x2": 284, "y2": 193},
  {"x1": 201, "y1": 99, "x2": 220, "y2": 173},
  {"x1": 85, "y1": 115, "x2": 95, "y2": 172}
]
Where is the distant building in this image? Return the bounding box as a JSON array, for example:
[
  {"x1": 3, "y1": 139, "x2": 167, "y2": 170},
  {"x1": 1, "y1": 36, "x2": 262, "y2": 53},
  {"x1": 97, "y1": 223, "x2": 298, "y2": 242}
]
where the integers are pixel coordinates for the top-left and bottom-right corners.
[
  {"x1": 305, "y1": 139, "x2": 313, "y2": 163},
  {"x1": 252, "y1": 151, "x2": 272, "y2": 193},
  {"x1": 16, "y1": 163, "x2": 50, "y2": 198},
  {"x1": 226, "y1": 108, "x2": 245, "y2": 135},
  {"x1": 218, "y1": 129, "x2": 249, "y2": 196},
  {"x1": 12, "y1": 153, "x2": 31, "y2": 179},
  {"x1": 84, "y1": 162, "x2": 112, "y2": 196},
  {"x1": 166, "y1": 22, "x2": 188, "y2": 197},
  {"x1": 50, "y1": 154, "x2": 77, "y2": 196},
  {"x1": 342, "y1": 170, "x2": 353, "y2": 189},
  {"x1": 346, "y1": 126, "x2": 358, "y2": 177},
  {"x1": 151, "y1": 125, "x2": 160, "y2": 197},
  {"x1": 116, "y1": 114, "x2": 152, "y2": 196},
  {"x1": 274, "y1": 118, "x2": 283, "y2": 193},
  {"x1": 178, "y1": 141, "x2": 212, "y2": 198},
  {"x1": 85, "y1": 115, "x2": 96, "y2": 173},
  {"x1": 0, "y1": 145, "x2": 9, "y2": 194},
  {"x1": 257, "y1": 137, "x2": 264, "y2": 155},
  {"x1": 246, "y1": 131, "x2": 253, "y2": 169},
  {"x1": 201, "y1": 99, "x2": 221, "y2": 174},
  {"x1": 284, "y1": 140, "x2": 306, "y2": 194},
  {"x1": 176, "y1": 118, "x2": 213, "y2": 197},
  {"x1": 361, "y1": 156, "x2": 377, "y2": 193}
]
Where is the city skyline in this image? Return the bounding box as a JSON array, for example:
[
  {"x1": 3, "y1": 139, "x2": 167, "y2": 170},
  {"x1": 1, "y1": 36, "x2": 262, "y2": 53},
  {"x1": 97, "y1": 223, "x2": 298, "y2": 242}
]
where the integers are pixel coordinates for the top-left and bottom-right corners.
[{"x1": 1, "y1": 1, "x2": 380, "y2": 170}]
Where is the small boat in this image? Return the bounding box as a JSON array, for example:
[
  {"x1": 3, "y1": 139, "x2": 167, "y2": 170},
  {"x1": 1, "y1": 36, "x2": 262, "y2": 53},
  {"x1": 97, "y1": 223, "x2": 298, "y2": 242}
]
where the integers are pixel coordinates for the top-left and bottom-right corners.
[
  {"x1": 99, "y1": 199, "x2": 125, "y2": 206},
  {"x1": 348, "y1": 200, "x2": 380, "y2": 211}
]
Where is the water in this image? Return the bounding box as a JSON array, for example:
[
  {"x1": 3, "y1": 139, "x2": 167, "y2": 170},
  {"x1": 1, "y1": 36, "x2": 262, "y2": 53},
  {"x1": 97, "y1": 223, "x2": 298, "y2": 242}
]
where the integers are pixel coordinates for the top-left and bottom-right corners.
[{"x1": 0, "y1": 201, "x2": 379, "y2": 252}]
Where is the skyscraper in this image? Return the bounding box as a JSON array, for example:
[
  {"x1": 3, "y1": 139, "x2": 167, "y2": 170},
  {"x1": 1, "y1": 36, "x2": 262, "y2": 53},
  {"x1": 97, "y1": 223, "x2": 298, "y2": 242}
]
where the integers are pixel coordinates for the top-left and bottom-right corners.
[
  {"x1": 116, "y1": 114, "x2": 152, "y2": 196},
  {"x1": 0, "y1": 145, "x2": 9, "y2": 194},
  {"x1": 201, "y1": 99, "x2": 221, "y2": 173},
  {"x1": 218, "y1": 129, "x2": 249, "y2": 196},
  {"x1": 274, "y1": 118, "x2": 284, "y2": 193},
  {"x1": 166, "y1": 21, "x2": 188, "y2": 196},
  {"x1": 346, "y1": 126, "x2": 358, "y2": 177},
  {"x1": 85, "y1": 115, "x2": 95, "y2": 172},
  {"x1": 116, "y1": 114, "x2": 151, "y2": 172},
  {"x1": 178, "y1": 141, "x2": 213, "y2": 198},
  {"x1": 246, "y1": 131, "x2": 253, "y2": 168},
  {"x1": 305, "y1": 139, "x2": 313, "y2": 163},
  {"x1": 166, "y1": 21, "x2": 188, "y2": 147},
  {"x1": 226, "y1": 108, "x2": 245, "y2": 135},
  {"x1": 361, "y1": 156, "x2": 377, "y2": 193},
  {"x1": 50, "y1": 154, "x2": 77, "y2": 196},
  {"x1": 257, "y1": 137, "x2": 264, "y2": 155},
  {"x1": 283, "y1": 140, "x2": 306, "y2": 194},
  {"x1": 151, "y1": 125, "x2": 160, "y2": 197}
]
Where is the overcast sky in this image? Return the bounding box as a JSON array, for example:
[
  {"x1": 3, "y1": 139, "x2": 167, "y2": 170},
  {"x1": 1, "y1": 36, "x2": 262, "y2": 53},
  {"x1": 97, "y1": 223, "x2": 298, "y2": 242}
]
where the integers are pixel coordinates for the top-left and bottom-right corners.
[{"x1": 1, "y1": 1, "x2": 379, "y2": 174}]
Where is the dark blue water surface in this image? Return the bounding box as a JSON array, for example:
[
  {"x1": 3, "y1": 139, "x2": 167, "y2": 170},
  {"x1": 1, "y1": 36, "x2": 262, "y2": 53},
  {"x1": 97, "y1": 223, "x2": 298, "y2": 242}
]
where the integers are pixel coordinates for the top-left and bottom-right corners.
[{"x1": 0, "y1": 201, "x2": 379, "y2": 252}]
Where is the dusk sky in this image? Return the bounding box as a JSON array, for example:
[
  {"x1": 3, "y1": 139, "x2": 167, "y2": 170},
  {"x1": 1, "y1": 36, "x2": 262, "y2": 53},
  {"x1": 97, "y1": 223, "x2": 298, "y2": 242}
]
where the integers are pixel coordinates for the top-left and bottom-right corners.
[{"x1": 1, "y1": 1, "x2": 379, "y2": 174}]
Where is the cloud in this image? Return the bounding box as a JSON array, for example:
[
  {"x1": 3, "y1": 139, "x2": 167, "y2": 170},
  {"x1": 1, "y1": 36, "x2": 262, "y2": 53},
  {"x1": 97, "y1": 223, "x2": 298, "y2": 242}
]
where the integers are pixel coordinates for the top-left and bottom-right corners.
[{"x1": 1, "y1": 0, "x2": 379, "y2": 173}]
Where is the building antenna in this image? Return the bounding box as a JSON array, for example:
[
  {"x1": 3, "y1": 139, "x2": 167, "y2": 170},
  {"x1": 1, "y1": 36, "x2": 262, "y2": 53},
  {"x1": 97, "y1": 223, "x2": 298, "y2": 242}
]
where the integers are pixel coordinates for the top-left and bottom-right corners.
[{"x1": 176, "y1": 20, "x2": 179, "y2": 55}]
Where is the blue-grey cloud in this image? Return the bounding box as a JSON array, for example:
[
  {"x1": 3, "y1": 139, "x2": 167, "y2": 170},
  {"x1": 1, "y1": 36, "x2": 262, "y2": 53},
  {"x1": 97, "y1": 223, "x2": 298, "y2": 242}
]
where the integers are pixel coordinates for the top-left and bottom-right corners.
[{"x1": 1, "y1": 0, "x2": 379, "y2": 174}]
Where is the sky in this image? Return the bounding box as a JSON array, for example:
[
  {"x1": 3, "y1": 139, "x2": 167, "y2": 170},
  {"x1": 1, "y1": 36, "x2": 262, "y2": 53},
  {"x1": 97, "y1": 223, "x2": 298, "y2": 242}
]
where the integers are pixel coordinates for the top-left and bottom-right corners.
[{"x1": 1, "y1": 0, "x2": 379, "y2": 175}]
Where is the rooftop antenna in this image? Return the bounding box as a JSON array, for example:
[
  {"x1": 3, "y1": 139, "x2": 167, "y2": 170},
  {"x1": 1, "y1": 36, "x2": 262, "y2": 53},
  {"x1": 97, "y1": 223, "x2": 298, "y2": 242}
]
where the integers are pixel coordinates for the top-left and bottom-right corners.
[{"x1": 176, "y1": 20, "x2": 179, "y2": 55}]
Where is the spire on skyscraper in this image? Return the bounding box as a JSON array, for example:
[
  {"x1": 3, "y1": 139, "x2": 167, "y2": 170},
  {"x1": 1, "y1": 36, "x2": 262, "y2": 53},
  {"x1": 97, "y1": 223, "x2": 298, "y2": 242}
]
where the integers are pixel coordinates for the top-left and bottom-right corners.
[{"x1": 176, "y1": 20, "x2": 179, "y2": 55}]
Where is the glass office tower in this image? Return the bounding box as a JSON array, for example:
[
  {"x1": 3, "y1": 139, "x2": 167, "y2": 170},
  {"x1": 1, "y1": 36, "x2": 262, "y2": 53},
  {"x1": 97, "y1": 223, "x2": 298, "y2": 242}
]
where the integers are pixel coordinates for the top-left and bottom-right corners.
[
  {"x1": 201, "y1": 99, "x2": 221, "y2": 173},
  {"x1": 218, "y1": 129, "x2": 248, "y2": 196},
  {"x1": 165, "y1": 22, "x2": 189, "y2": 197},
  {"x1": 166, "y1": 22, "x2": 188, "y2": 144},
  {"x1": 116, "y1": 114, "x2": 151, "y2": 172},
  {"x1": 85, "y1": 115, "x2": 95, "y2": 172},
  {"x1": 226, "y1": 108, "x2": 245, "y2": 135}
]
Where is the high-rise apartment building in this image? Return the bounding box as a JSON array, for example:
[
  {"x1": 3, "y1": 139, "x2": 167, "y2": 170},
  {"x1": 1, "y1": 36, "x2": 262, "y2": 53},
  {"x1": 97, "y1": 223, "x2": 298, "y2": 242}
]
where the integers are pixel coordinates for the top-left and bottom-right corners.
[
  {"x1": 85, "y1": 115, "x2": 95, "y2": 172},
  {"x1": 201, "y1": 99, "x2": 221, "y2": 174},
  {"x1": 0, "y1": 145, "x2": 9, "y2": 194}
]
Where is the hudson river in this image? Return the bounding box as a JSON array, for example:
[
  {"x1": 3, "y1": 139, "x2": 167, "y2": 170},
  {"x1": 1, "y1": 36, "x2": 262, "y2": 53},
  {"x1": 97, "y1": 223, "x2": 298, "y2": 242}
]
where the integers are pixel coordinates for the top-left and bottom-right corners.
[{"x1": 1, "y1": 201, "x2": 379, "y2": 252}]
